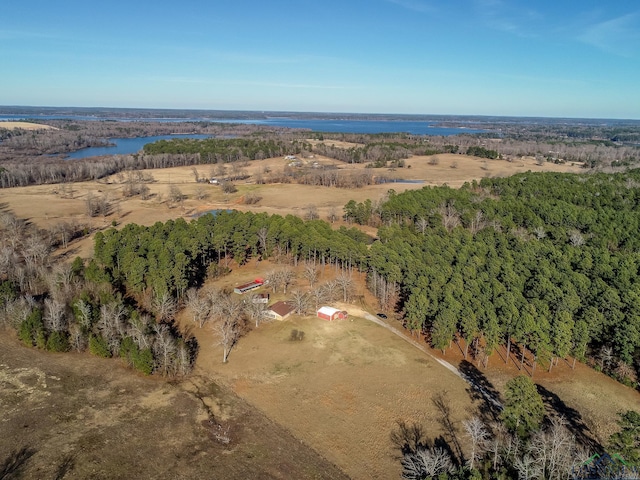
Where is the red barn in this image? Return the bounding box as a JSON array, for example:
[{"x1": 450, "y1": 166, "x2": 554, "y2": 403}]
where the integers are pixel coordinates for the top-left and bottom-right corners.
[{"x1": 317, "y1": 306, "x2": 348, "y2": 321}]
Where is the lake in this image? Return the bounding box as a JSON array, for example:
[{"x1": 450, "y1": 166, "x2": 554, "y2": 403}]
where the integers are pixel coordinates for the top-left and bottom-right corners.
[
  {"x1": 2, "y1": 113, "x2": 486, "y2": 160},
  {"x1": 209, "y1": 118, "x2": 486, "y2": 135},
  {"x1": 64, "y1": 134, "x2": 213, "y2": 159}
]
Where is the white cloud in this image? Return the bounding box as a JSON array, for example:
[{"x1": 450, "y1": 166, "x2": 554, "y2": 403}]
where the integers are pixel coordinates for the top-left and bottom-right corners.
[
  {"x1": 578, "y1": 12, "x2": 640, "y2": 57},
  {"x1": 472, "y1": 0, "x2": 543, "y2": 37},
  {"x1": 385, "y1": 0, "x2": 436, "y2": 14}
]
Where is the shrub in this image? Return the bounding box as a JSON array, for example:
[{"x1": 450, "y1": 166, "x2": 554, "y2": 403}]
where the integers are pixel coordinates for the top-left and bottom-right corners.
[
  {"x1": 133, "y1": 348, "x2": 154, "y2": 375},
  {"x1": 46, "y1": 331, "x2": 70, "y2": 352},
  {"x1": 221, "y1": 181, "x2": 237, "y2": 194},
  {"x1": 89, "y1": 334, "x2": 111, "y2": 358}
]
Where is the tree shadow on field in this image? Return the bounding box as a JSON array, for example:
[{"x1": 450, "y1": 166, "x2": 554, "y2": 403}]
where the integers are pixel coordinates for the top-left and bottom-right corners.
[
  {"x1": 0, "y1": 445, "x2": 37, "y2": 479},
  {"x1": 432, "y1": 392, "x2": 464, "y2": 464},
  {"x1": 53, "y1": 453, "x2": 75, "y2": 480},
  {"x1": 535, "y1": 384, "x2": 602, "y2": 452},
  {"x1": 389, "y1": 420, "x2": 458, "y2": 465},
  {"x1": 459, "y1": 360, "x2": 503, "y2": 424}
]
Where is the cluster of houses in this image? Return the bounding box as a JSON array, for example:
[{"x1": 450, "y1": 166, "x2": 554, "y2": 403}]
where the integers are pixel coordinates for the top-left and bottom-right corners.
[{"x1": 234, "y1": 278, "x2": 348, "y2": 322}]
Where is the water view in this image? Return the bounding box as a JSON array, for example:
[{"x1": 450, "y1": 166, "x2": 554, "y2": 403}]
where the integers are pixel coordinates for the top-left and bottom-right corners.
[{"x1": 64, "y1": 134, "x2": 213, "y2": 159}]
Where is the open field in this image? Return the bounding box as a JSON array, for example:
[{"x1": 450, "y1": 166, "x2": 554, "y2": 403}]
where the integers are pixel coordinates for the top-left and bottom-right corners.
[
  {"x1": 0, "y1": 152, "x2": 582, "y2": 259},
  {"x1": 0, "y1": 332, "x2": 349, "y2": 479},
  {"x1": 187, "y1": 260, "x2": 640, "y2": 479},
  {"x1": 0, "y1": 121, "x2": 57, "y2": 130}
]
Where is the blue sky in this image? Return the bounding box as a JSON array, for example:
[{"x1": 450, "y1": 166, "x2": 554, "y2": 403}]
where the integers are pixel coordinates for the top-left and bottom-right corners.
[{"x1": 1, "y1": 0, "x2": 639, "y2": 118}]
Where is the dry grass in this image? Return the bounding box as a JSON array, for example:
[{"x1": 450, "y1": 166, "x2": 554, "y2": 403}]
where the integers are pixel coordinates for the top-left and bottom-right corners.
[
  {"x1": 2, "y1": 153, "x2": 620, "y2": 478},
  {"x1": 0, "y1": 121, "x2": 57, "y2": 130},
  {"x1": 0, "y1": 332, "x2": 349, "y2": 479},
  {"x1": 0, "y1": 153, "x2": 583, "y2": 260},
  {"x1": 189, "y1": 260, "x2": 639, "y2": 478},
  {"x1": 187, "y1": 275, "x2": 473, "y2": 479}
]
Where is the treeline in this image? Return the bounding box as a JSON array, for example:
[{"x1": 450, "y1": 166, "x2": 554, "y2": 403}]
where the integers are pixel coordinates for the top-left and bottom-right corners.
[
  {"x1": 92, "y1": 211, "x2": 369, "y2": 299},
  {"x1": 465, "y1": 146, "x2": 500, "y2": 159},
  {"x1": 0, "y1": 211, "x2": 196, "y2": 376},
  {"x1": 367, "y1": 170, "x2": 640, "y2": 383},
  {"x1": 0, "y1": 153, "x2": 201, "y2": 188},
  {"x1": 142, "y1": 137, "x2": 311, "y2": 161}
]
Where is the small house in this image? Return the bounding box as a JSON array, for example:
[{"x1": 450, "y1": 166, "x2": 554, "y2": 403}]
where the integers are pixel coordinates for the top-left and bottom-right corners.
[
  {"x1": 265, "y1": 301, "x2": 295, "y2": 321},
  {"x1": 317, "y1": 306, "x2": 348, "y2": 321}
]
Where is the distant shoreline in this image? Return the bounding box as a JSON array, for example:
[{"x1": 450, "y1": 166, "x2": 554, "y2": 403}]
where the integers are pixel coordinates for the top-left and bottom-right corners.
[{"x1": 1, "y1": 106, "x2": 639, "y2": 124}]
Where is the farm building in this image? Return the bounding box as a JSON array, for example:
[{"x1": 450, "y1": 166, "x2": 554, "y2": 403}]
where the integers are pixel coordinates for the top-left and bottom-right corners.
[
  {"x1": 264, "y1": 301, "x2": 295, "y2": 321},
  {"x1": 234, "y1": 278, "x2": 264, "y2": 294},
  {"x1": 251, "y1": 293, "x2": 270, "y2": 304},
  {"x1": 317, "y1": 306, "x2": 348, "y2": 321}
]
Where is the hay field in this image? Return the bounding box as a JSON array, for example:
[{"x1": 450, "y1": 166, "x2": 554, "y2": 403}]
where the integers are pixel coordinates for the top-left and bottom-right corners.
[{"x1": 0, "y1": 121, "x2": 57, "y2": 130}]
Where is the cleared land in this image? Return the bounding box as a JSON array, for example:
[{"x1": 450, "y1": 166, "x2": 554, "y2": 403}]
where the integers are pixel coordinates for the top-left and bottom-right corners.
[
  {"x1": 0, "y1": 332, "x2": 349, "y2": 479},
  {"x1": 0, "y1": 121, "x2": 57, "y2": 130},
  {"x1": 0, "y1": 152, "x2": 582, "y2": 258}
]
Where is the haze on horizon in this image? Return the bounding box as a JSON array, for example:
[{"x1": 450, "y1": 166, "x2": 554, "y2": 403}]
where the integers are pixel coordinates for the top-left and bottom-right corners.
[{"x1": 1, "y1": 0, "x2": 639, "y2": 120}]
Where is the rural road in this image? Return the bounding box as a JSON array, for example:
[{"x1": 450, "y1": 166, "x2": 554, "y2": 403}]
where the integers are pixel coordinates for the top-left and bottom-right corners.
[{"x1": 349, "y1": 307, "x2": 502, "y2": 410}]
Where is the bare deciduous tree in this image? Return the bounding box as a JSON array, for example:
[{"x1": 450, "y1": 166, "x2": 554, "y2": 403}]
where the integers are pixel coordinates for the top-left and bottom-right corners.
[
  {"x1": 184, "y1": 288, "x2": 210, "y2": 328},
  {"x1": 303, "y1": 262, "x2": 319, "y2": 288},
  {"x1": 335, "y1": 271, "x2": 354, "y2": 303},
  {"x1": 569, "y1": 230, "x2": 585, "y2": 247},
  {"x1": 152, "y1": 291, "x2": 176, "y2": 322},
  {"x1": 153, "y1": 323, "x2": 177, "y2": 376},
  {"x1": 436, "y1": 201, "x2": 461, "y2": 232},
  {"x1": 469, "y1": 210, "x2": 487, "y2": 235},
  {"x1": 245, "y1": 293, "x2": 269, "y2": 328},
  {"x1": 167, "y1": 184, "x2": 184, "y2": 207},
  {"x1": 533, "y1": 226, "x2": 547, "y2": 240},
  {"x1": 327, "y1": 207, "x2": 339, "y2": 224},
  {"x1": 319, "y1": 280, "x2": 339, "y2": 303},
  {"x1": 416, "y1": 217, "x2": 429, "y2": 235},
  {"x1": 44, "y1": 298, "x2": 67, "y2": 332},
  {"x1": 212, "y1": 317, "x2": 240, "y2": 363},
  {"x1": 463, "y1": 416, "x2": 489, "y2": 469},
  {"x1": 257, "y1": 227, "x2": 269, "y2": 257},
  {"x1": 401, "y1": 447, "x2": 454, "y2": 480},
  {"x1": 304, "y1": 204, "x2": 319, "y2": 220},
  {"x1": 290, "y1": 290, "x2": 311, "y2": 316}
]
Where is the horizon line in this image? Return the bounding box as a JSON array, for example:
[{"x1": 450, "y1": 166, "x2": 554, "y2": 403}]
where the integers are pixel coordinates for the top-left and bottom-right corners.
[{"x1": 1, "y1": 105, "x2": 639, "y2": 122}]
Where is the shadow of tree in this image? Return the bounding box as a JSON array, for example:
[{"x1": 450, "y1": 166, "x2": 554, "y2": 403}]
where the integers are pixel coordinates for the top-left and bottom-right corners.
[
  {"x1": 0, "y1": 446, "x2": 36, "y2": 480},
  {"x1": 459, "y1": 360, "x2": 503, "y2": 424},
  {"x1": 535, "y1": 383, "x2": 602, "y2": 452},
  {"x1": 53, "y1": 453, "x2": 75, "y2": 480},
  {"x1": 432, "y1": 391, "x2": 464, "y2": 464},
  {"x1": 389, "y1": 420, "x2": 460, "y2": 467},
  {"x1": 390, "y1": 420, "x2": 428, "y2": 457}
]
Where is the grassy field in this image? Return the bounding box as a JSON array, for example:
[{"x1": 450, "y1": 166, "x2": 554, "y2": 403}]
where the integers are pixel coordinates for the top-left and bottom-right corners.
[
  {"x1": 0, "y1": 151, "x2": 582, "y2": 259},
  {"x1": 0, "y1": 121, "x2": 57, "y2": 130},
  {"x1": 1, "y1": 258, "x2": 639, "y2": 478}
]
